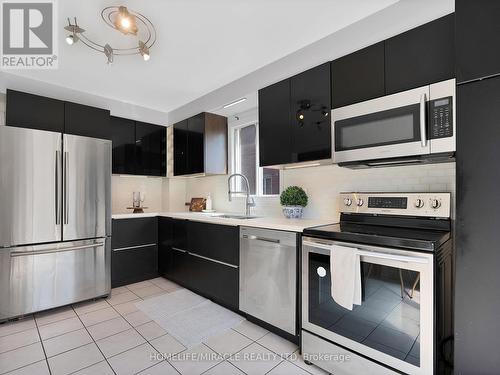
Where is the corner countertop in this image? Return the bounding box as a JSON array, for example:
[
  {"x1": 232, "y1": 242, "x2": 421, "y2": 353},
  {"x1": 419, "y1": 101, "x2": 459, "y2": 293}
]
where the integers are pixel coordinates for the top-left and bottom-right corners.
[{"x1": 111, "y1": 212, "x2": 336, "y2": 232}]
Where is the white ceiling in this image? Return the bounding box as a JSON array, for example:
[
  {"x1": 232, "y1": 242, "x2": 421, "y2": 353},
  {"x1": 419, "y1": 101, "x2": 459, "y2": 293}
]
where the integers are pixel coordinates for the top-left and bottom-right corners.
[{"x1": 7, "y1": 0, "x2": 398, "y2": 115}]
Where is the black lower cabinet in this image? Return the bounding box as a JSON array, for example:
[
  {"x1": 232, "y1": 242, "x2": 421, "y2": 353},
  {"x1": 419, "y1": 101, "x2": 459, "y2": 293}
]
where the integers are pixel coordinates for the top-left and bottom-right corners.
[
  {"x1": 455, "y1": 76, "x2": 500, "y2": 373},
  {"x1": 189, "y1": 255, "x2": 239, "y2": 309},
  {"x1": 111, "y1": 218, "x2": 158, "y2": 287},
  {"x1": 159, "y1": 218, "x2": 191, "y2": 287},
  {"x1": 112, "y1": 245, "x2": 158, "y2": 288},
  {"x1": 159, "y1": 217, "x2": 239, "y2": 309},
  {"x1": 187, "y1": 221, "x2": 239, "y2": 265}
]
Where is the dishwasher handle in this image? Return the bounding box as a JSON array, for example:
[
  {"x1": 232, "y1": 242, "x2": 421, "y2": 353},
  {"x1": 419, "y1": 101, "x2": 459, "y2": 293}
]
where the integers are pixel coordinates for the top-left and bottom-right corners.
[{"x1": 242, "y1": 234, "x2": 280, "y2": 244}]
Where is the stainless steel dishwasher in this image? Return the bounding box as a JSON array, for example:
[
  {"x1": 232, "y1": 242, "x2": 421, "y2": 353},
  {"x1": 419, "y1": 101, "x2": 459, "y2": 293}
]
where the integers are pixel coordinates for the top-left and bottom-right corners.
[{"x1": 239, "y1": 226, "x2": 297, "y2": 335}]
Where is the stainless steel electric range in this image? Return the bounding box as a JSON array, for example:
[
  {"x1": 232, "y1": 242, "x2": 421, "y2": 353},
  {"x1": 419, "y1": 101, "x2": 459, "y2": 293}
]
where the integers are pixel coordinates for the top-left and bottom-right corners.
[{"x1": 301, "y1": 192, "x2": 453, "y2": 375}]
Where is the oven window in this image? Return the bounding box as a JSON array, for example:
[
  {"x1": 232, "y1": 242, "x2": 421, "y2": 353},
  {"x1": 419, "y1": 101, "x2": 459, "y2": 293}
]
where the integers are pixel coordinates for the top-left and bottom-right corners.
[
  {"x1": 335, "y1": 103, "x2": 421, "y2": 151},
  {"x1": 308, "y1": 252, "x2": 421, "y2": 367}
]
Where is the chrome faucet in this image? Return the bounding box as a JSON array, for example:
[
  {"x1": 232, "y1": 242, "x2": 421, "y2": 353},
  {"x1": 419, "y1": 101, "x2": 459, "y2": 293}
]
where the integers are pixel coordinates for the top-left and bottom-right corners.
[{"x1": 228, "y1": 173, "x2": 255, "y2": 216}]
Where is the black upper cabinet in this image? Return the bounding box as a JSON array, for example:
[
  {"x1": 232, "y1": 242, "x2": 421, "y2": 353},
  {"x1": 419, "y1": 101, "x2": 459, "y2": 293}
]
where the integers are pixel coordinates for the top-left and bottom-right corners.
[
  {"x1": 290, "y1": 63, "x2": 331, "y2": 162},
  {"x1": 259, "y1": 63, "x2": 331, "y2": 167},
  {"x1": 110, "y1": 118, "x2": 166, "y2": 177},
  {"x1": 259, "y1": 79, "x2": 292, "y2": 167},
  {"x1": 173, "y1": 120, "x2": 189, "y2": 176},
  {"x1": 110, "y1": 116, "x2": 136, "y2": 175},
  {"x1": 6, "y1": 89, "x2": 64, "y2": 132},
  {"x1": 456, "y1": 0, "x2": 500, "y2": 83},
  {"x1": 135, "y1": 122, "x2": 166, "y2": 177},
  {"x1": 64, "y1": 101, "x2": 111, "y2": 139},
  {"x1": 331, "y1": 42, "x2": 385, "y2": 108},
  {"x1": 173, "y1": 113, "x2": 227, "y2": 176},
  {"x1": 186, "y1": 114, "x2": 205, "y2": 175},
  {"x1": 385, "y1": 14, "x2": 455, "y2": 94}
]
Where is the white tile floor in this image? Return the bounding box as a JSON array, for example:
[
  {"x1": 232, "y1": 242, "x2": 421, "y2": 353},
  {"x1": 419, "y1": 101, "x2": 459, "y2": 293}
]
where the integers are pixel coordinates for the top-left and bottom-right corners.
[{"x1": 0, "y1": 277, "x2": 327, "y2": 375}]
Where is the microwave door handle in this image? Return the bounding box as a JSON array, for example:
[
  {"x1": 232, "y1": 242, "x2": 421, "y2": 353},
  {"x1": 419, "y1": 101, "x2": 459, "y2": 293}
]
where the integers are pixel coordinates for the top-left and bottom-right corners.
[{"x1": 420, "y1": 92, "x2": 427, "y2": 147}]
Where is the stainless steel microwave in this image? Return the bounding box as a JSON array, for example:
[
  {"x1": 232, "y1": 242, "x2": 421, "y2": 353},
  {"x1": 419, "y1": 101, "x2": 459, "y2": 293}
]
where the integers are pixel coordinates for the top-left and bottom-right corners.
[{"x1": 332, "y1": 79, "x2": 455, "y2": 167}]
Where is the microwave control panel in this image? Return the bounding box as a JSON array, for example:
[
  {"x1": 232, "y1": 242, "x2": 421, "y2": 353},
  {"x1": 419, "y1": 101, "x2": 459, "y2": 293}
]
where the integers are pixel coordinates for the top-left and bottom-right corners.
[{"x1": 429, "y1": 96, "x2": 453, "y2": 139}]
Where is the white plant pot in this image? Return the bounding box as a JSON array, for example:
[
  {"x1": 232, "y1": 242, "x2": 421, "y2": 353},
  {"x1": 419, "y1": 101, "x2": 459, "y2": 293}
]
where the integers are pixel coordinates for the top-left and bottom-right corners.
[{"x1": 282, "y1": 206, "x2": 304, "y2": 219}]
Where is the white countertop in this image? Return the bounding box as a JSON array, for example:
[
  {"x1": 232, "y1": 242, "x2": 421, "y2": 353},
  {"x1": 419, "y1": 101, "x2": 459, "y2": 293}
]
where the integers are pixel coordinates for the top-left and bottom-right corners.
[{"x1": 112, "y1": 211, "x2": 335, "y2": 232}]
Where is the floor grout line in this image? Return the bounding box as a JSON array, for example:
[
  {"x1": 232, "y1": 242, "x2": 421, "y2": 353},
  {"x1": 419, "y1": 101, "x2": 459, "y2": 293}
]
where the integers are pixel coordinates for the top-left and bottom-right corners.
[
  {"x1": 33, "y1": 315, "x2": 52, "y2": 375},
  {"x1": 71, "y1": 305, "x2": 118, "y2": 375},
  {"x1": 1, "y1": 359, "x2": 50, "y2": 375}
]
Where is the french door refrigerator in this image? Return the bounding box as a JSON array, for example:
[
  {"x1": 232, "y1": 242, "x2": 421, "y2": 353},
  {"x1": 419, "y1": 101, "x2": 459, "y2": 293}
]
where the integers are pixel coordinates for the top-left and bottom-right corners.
[{"x1": 0, "y1": 126, "x2": 111, "y2": 321}]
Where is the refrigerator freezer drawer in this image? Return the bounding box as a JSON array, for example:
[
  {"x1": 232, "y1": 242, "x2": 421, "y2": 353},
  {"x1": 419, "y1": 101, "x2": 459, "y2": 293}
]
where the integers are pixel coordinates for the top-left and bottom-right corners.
[{"x1": 0, "y1": 238, "x2": 111, "y2": 321}]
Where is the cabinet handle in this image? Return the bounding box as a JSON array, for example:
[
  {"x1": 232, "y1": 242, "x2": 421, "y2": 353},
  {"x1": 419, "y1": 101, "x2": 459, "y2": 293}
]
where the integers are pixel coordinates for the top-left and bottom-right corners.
[
  {"x1": 172, "y1": 247, "x2": 188, "y2": 253},
  {"x1": 188, "y1": 252, "x2": 238, "y2": 269},
  {"x1": 242, "y1": 234, "x2": 280, "y2": 244},
  {"x1": 113, "y1": 243, "x2": 157, "y2": 252}
]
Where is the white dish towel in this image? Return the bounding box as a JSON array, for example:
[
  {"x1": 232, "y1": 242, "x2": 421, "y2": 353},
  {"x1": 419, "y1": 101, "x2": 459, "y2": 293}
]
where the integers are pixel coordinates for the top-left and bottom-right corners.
[{"x1": 330, "y1": 244, "x2": 362, "y2": 310}]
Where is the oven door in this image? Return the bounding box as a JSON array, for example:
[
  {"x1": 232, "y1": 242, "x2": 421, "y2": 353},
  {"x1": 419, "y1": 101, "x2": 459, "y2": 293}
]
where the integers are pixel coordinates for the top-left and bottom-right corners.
[
  {"x1": 302, "y1": 237, "x2": 434, "y2": 375},
  {"x1": 332, "y1": 85, "x2": 430, "y2": 164}
]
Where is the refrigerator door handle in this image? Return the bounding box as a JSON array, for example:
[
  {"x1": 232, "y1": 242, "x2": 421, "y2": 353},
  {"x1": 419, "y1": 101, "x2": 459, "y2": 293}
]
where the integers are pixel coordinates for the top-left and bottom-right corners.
[
  {"x1": 55, "y1": 150, "x2": 60, "y2": 225},
  {"x1": 10, "y1": 242, "x2": 106, "y2": 257},
  {"x1": 63, "y1": 151, "x2": 69, "y2": 225}
]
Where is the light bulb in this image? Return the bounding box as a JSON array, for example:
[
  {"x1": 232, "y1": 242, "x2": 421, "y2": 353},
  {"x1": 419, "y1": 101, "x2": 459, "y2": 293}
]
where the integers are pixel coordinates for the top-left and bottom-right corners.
[
  {"x1": 120, "y1": 17, "x2": 130, "y2": 29},
  {"x1": 66, "y1": 34, "x2": 74, "y2": 45},
  {"x1": 143, "y1": 52, "x2": 150, "y2": 61}
]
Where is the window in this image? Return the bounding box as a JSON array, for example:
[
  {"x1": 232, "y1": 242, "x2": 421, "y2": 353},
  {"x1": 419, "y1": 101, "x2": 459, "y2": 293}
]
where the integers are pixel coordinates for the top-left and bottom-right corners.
[{"x1": 232, "y1": 123, "x2": 281, "y2": 196}]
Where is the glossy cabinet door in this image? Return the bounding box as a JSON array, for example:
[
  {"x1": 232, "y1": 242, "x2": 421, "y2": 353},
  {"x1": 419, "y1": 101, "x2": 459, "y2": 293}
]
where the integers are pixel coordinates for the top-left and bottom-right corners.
[
  {"x1": 385, "y1": 14, "x2": 455, "y2": 94},
  {"x1": 188, "y1": 254, "x2": 239, "y2": 309},
  {"x1": 160, "y1": 218, "x2": 191, "y2": 287},
  {"x1": 187, "y1": 221, "x2": 239, "y2": 265},
  {"x1": 110, "y1": 116, "x2": 136, "y2": 175},
  {"x1": 64, "y1": 101, "x2": 111, "y2": 140},
  {"x1": 455, "y1": 77, "x2": 500, "y2": 373},
  {"x1": 290, "y1": 62, "x2": 331, "y2": 162},
  {"x1": 173, "y1": 120, "x2": 189, "y2": 176},
  {"x1": 111, "y1": 218, "x2": 158, "y2": 287},
  {"x1": 456, "y1": 0, "x2": 500, "y2": 83},
  {"x1": 6, "y1": 89, "x2": 64, "y2": 133},
  {"x1": 187, "y1": 114, "x2": 205, "y2": 175},
  {"x1": 135, "y1": 122, "x2": 166, "y2": 176},
  {"x1": 331, "y1": 42, "x2": 385, "y2": 108},
  {"x1": 258, "y1": 79, "x2": 292, "y2": 166}
]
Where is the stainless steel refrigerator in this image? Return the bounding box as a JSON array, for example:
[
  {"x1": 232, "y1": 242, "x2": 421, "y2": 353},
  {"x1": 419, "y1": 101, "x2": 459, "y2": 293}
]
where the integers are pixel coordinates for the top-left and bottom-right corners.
[{"x1": 0, "y1": 126, "x2": 111, "y2": 321}]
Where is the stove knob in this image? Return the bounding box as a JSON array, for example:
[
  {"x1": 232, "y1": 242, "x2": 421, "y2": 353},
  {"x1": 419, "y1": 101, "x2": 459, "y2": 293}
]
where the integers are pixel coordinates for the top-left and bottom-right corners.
[
  {"x1": 431, "y1": 199, "x2": 441, "y2": 209},
  {"x1": 414, "y1": 199, "x2": 425, "y2": 208},
  {"x1": 344, "y1": 198, "x2": 353, "y2": 207},
  {"x1": 356, "y1": 198, "x2": 364, "y2": 207}
]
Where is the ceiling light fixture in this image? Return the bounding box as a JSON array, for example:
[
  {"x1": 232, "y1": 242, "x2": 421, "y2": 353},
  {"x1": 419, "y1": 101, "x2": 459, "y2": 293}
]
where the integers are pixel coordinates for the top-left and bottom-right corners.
[
  {"x1": 223, "y1": 98, "x2": 247, "y2": 109},
  {"x1": 64, "y1": 5, "x2": 156, "y2": 64}
]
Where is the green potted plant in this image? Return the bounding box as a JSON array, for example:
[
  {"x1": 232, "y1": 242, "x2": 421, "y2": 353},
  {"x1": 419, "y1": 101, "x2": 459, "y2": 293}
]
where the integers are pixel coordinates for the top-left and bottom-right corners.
[{"x1": 280, "y1": 186, "x2": 308, "y2": 218}]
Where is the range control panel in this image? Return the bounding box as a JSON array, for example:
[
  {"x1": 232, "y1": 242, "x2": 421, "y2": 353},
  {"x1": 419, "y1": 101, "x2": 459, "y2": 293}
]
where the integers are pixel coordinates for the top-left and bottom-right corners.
[
  {"x1": 340, "y1": 192, "x2": 451, "y2": 218},
  {"x1": 429, "y1": 96, "x2": 453, "y2": 139}
]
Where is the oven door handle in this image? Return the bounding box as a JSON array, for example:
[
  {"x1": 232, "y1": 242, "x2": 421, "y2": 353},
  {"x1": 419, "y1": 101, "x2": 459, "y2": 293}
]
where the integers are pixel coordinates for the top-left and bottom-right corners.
[
  {"x1": 420, "y1": 92, "x2": 427, "y2": 147},
  {"x1": 303, "y1": 240, "x2": 429, "y2": 264}
]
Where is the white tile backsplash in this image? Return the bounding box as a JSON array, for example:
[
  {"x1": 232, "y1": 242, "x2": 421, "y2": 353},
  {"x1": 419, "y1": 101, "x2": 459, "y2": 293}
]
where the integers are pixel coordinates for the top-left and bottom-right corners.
[
  {"x1": 111, "y1": 175, "x2": 165, "y2": 214},
  {"x1": 183, "y1": 162, "x2": 456, "y2": 220}
]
